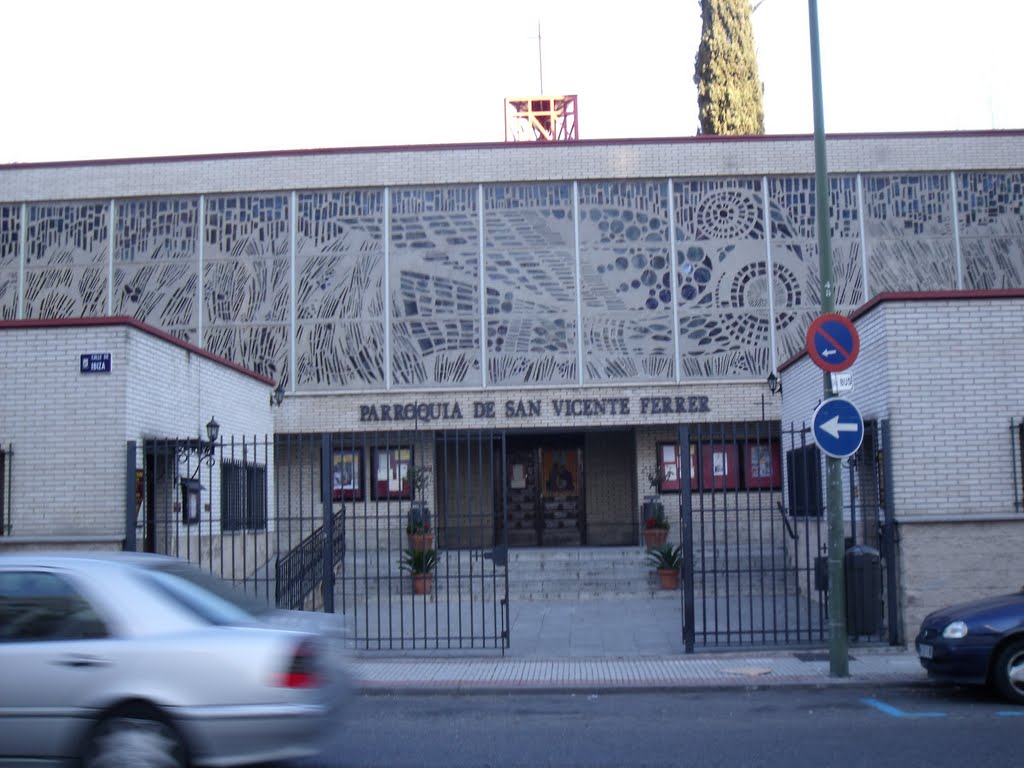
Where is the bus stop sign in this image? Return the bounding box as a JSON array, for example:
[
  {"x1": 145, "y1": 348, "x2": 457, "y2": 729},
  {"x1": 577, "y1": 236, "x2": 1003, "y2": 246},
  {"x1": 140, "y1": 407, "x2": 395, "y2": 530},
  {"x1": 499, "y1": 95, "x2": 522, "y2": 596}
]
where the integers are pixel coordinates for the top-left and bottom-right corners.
[{"x1": 806, "y1": 313, "x2": 860, "y2": 373}]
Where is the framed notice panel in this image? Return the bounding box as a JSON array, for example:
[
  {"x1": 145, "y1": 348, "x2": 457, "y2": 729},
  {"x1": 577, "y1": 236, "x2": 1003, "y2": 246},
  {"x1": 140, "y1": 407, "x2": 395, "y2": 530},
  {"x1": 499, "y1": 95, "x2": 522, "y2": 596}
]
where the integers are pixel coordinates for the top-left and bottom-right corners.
[
  {"x1": 372, "y1": 447, "x2": 412, "y2": 500},
  {"x1": 332, "y1": 448, "x2": 363, "y2": 501},
  {"x1": 656, "y1": 442, "x2": 682, "y2": 493}
]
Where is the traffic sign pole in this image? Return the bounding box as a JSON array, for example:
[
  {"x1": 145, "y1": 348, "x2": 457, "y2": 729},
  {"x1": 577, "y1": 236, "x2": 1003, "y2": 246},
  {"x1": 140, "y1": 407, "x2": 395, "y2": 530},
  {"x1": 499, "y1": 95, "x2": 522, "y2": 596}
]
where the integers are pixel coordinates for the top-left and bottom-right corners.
[{"x1": 808, "y1": 0, "x2": 849, "y2": 678}]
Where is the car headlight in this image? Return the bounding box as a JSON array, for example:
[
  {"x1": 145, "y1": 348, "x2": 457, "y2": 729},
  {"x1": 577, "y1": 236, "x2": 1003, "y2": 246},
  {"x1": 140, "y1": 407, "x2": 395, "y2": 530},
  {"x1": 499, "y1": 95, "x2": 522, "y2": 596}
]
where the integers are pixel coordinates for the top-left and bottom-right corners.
[{"x1": 942, "y1": 620, "x2": 969, "y2": 639}]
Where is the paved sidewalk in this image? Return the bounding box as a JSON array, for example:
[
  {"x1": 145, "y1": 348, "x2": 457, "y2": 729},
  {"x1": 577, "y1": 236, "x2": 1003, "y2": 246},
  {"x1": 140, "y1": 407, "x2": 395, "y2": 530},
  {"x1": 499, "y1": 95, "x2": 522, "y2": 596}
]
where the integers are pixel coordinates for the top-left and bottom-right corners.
[
  {"x1": 345, "y1": 597, "x2": 928, "y2": 693},
  {"x1": 350, "y1": 648, "x2": 926, "y2": 693}
]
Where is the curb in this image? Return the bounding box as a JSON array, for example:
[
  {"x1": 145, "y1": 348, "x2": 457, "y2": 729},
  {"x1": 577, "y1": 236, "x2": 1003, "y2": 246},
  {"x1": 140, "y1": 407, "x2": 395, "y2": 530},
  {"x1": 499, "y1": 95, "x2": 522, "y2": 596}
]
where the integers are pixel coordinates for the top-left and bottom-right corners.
[{"x1": 348, "y1": 651, "x2": 929, "y2": 695}]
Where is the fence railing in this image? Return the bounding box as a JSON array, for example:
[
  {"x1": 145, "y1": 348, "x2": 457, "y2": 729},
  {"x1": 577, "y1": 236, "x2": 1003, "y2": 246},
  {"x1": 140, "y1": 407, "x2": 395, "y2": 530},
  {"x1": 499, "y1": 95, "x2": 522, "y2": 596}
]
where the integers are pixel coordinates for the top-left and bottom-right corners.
[{"x1": 275, "y1": 507, "x2": 346, "y2": 610}]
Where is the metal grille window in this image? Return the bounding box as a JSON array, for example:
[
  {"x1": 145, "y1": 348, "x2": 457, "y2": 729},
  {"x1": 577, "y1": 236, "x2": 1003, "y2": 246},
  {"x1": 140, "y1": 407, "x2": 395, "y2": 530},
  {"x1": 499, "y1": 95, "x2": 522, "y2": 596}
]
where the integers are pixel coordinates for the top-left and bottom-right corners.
[
  {"x1": 220, "y1": 461, "x2": 267, "y2": 532},
  {"x1": 786, "y1": 443, "x2": 824, "y2": 517},
  {"x1": 1015, "y1": 418, "x2": 1024, "y2": 513},
  {"x1": 1, "y1": 449, "x2": 6, "y2": 535}
]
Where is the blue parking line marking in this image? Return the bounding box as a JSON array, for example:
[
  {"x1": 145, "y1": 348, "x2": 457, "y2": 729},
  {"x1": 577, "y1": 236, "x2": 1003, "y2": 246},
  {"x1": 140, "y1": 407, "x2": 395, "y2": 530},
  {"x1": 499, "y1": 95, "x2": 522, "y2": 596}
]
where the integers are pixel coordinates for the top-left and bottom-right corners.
[
  {"x1": 996, "y1": 711, "x2": 1024, "y2": 716},
  {"x1": 862, "y1": 698, "x2": 946, "y2": 718}
]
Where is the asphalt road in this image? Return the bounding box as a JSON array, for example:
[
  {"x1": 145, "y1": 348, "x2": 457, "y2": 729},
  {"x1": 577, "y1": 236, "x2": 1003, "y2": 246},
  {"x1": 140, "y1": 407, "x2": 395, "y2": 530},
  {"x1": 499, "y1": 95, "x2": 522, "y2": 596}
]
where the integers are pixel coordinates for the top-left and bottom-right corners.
[{"x1": 305, "y1": 685, "x2": 1022, "y2": 768}]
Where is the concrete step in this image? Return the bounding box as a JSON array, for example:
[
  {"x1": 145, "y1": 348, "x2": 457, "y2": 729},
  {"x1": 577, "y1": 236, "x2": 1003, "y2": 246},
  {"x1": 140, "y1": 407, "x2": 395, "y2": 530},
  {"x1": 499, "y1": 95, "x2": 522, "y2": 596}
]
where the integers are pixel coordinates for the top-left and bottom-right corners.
[{"x1": 333, "y1": 546, "x2": 799, "y2": 601}]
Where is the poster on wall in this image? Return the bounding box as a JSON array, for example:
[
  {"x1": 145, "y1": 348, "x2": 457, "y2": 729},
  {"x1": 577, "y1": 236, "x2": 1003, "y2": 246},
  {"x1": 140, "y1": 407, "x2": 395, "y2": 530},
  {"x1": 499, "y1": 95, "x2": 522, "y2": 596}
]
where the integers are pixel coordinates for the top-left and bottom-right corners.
[
  {"x1": 744, "y1": 442, "x2": 782, "y2": 489},
  {"x1": 372, "y1": 447, "x2": 412, "y2": 500},
  {"x1": 541, "y1": 448, "x2": 579, "y2": 497},
  {"x1": 657, "y1": 442, "x2": 682, "y2": 493},
  {"x1": 699, "y1": 443, "x2": 740, "y2": 490},
  {"x1": 332, "y1": 448, "x2": 363, "y2": 501}
]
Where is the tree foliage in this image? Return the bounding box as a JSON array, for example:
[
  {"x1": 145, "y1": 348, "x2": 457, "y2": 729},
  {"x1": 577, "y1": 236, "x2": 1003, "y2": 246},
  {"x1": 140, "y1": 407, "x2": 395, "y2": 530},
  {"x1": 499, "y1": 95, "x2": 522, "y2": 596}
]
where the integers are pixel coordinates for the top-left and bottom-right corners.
[{"x1": 694, "y1": 0, "x2": 765, "y2": 135}]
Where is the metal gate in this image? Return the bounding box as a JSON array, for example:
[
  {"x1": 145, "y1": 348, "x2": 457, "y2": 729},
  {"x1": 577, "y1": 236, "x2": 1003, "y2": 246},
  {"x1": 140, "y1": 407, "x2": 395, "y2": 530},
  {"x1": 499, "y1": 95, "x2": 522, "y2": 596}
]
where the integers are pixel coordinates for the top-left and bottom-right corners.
[
  {"x1": 677, "y1": 420, "x2": 900, "y2": 652},
  {"x1": 126, "y1": 428, "x2": 510, "y2": 653}
]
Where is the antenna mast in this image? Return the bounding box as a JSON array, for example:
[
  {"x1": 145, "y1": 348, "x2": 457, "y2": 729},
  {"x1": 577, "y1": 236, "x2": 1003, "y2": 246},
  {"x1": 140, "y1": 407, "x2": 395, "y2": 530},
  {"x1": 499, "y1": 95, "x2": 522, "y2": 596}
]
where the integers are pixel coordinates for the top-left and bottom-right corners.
[{"x1": 538, "y1": 22, "x2": 544, "y2": 93}]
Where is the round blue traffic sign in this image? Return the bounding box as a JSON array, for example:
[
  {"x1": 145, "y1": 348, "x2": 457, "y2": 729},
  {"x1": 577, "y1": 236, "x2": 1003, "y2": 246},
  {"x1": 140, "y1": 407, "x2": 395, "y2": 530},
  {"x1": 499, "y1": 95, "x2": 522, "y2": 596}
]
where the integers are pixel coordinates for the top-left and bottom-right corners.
[
  {"x1": 806, "y1": 313, "x2": 860, "y2": 373},
  {"x1": 812, "y1": 398, "x2": 864, "y2": 459}
]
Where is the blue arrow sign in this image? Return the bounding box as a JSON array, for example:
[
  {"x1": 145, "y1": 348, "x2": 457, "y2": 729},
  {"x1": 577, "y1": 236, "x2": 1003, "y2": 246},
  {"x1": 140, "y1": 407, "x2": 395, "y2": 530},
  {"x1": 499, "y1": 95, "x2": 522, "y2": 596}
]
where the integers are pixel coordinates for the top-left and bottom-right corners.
[{"x1": 812, "y1": 398, "x2": 864, "y2": 459}]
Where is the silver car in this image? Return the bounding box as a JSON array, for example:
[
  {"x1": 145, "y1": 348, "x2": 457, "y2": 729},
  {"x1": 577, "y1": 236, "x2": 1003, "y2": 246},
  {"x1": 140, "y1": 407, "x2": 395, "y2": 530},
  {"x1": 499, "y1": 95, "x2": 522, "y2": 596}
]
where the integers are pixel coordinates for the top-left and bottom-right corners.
[{"x1": 0, "y1": 551, "x2": 352, "y2": 767}]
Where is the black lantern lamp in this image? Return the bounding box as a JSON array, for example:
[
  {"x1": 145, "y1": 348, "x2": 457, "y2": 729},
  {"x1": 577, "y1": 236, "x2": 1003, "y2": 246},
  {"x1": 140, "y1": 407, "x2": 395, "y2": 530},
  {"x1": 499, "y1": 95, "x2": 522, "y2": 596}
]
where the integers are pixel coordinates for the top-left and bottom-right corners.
[
  {"x1": 205, "y1": 417, "x2": 220, "y2": 447},
  {"x1": 270, "y1": 381, "x2": 286, "y2": 407},
  {"x1": 767, "y1": 371, "x2": 782, "y2": 396}
]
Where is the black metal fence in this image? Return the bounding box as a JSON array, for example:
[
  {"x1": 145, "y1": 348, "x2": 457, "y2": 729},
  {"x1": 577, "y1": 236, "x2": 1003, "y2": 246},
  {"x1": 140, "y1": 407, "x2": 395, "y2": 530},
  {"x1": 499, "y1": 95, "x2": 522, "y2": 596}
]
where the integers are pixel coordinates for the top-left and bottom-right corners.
[
  {"x1": 126, "y1": 428, "x2": 510, "y2": 653},
  {"x1": 126, "y1": 433, "x2": 331, "y2": 608},
  {"x1": 332, "y1": 428, "x2": 509, "y2": 652},
  {"x1": 275, "y1": 507, "x2": 346, "y2": 610},
  {"x1": 677, "y1": 420, "x2": 899, "y2": 651}
]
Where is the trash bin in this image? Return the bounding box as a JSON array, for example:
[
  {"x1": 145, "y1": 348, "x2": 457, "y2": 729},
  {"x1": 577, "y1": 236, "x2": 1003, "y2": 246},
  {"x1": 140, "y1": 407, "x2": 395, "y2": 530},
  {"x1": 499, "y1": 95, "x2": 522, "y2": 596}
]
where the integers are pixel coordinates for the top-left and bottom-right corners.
[{"x1": 844, "y1": 545, "x2": 881, "y2": 636}]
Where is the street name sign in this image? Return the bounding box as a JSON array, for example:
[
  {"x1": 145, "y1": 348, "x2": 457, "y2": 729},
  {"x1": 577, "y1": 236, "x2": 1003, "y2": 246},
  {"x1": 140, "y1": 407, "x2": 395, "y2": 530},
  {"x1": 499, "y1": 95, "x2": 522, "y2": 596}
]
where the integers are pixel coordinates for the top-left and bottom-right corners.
[
  {"x1": 80, "y1": 353, "x2": 111, "y2": 374},
  {"x1": 812, "y1": 397, "x2": 864, "y2": 459},
  {"x1": 806, "y1": 313, "x2": 860, "y2": 373}
]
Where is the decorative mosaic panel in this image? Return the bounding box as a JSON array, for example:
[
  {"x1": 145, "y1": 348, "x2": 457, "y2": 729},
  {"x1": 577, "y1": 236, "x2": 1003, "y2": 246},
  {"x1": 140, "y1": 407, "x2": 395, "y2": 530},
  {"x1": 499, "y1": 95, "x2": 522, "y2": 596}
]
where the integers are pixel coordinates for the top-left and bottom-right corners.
[
  {"x1": 390, "y1": 187, "x2": 481, "y2": 388},
  {"x1": 674, "y1": 180, "x2": 772, "y2": 377},
  {"x1": 766, "y1": 176, "x2": 866, "y2": 363},
  {"x1": 863, "y1": 175, "x2": 952, "y2": 238},
  {"x1": 24, "y1": 202, "x2": 109, "y2": 319},
  {"x1": 0, "y1": 205, "x2": 19, "y2": 320},
  {"x1": 961, "y1": 238, "x2": 1024, "y2": 290},
  {"x1": 483, "y1": 184, "x2": 578, "y2": 386},
  {"x1": 957, "y1": 172, "x2": 1024, "y2": 290},
  {"x1": 295, "y1": 190, "x2": 385, "y2": 390},
  {"x1": 578, "y1": 181, "x2": 674, "y2": 382},
  {"x1": 113, "y1": 198, "x2": 200, "y2": 343},
  {"x1": 203, "y1": 195, "x2": 290, "y2": 382},
  {"x1": 862, "y1": 175, "x2": 956, "y2": 294}
]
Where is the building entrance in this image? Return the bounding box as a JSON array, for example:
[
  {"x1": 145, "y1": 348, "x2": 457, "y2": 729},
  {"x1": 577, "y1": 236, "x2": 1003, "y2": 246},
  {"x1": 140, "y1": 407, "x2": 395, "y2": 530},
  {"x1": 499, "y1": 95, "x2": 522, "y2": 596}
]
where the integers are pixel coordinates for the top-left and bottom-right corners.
[{"x1": 505, "y1": 437, "x2": 584, "y2": 547}]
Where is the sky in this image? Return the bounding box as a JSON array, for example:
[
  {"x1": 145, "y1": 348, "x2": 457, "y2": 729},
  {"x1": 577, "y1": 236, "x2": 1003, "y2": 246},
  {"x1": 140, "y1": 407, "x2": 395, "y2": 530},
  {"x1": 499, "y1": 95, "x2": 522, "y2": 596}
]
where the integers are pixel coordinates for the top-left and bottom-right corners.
[{"x1": 1, "y1": 0, "x2": 1021, "y2": 164}]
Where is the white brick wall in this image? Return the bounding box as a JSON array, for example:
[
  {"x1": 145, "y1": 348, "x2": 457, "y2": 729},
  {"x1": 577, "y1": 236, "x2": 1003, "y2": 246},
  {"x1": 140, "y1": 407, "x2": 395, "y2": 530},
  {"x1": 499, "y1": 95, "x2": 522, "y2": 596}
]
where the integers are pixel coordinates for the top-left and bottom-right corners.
[
  {"x1": 272, "y1": 382, "x2": 773, "y2": 435},
  {"x1": 780, "y1": 295, "x2": 1024, "y2": 636},
  {"x1": 1, "y1": 321, "x2": 273, "y2": 539},
  {"x1": 782, "y1": 297, "x2": 1024, "y2": 518},
  {"x1": 2, "y1": 132, "x2": 1023, "y2": 203}
]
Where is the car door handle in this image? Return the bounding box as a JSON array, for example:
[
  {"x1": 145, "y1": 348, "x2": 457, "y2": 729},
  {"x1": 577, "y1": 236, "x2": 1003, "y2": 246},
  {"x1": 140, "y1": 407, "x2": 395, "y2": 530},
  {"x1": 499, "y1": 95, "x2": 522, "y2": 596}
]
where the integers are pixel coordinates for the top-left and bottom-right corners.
[{"x1": 54, "y1": 654, "x2": 111, "y2": 668}]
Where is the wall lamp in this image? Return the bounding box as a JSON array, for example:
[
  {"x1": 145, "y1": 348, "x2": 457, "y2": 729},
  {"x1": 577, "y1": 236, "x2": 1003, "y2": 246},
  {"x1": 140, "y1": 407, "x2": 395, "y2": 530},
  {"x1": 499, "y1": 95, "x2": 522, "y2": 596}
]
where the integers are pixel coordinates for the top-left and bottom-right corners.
[
  {"x1": 177, "y1": 417, "x2": 220, "y2": 467},
  {"x1": 270, "y1": 381, "x2": 286, "y2": 407},
  {"x1": 767, "y1": 371, "x2": 782, "y2": 396}
]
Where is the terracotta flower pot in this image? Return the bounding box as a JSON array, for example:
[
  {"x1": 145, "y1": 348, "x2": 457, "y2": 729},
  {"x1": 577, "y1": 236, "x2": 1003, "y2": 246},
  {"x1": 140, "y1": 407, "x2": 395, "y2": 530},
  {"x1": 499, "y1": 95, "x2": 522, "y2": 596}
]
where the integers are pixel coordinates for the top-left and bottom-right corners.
[
  {"x1": 644, "y1": 528, "x2": 668, "y2": 549},
  {"x1": 408, "y1": 532, "x2": 434, "y2": 551},
  {"x1": 412, "y1": 573, "x2": 432, "y2": 595},
  {"x1": 657, "y1": 568, "x2": 679, "y2": 590}
]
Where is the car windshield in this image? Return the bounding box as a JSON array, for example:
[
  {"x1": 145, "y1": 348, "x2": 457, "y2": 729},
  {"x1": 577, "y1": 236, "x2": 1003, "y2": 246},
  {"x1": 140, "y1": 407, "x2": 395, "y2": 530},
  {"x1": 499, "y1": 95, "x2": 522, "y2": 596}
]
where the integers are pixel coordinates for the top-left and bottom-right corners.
[{"x1": 138, "y1": 561, "x2": 274, "y2": 626}]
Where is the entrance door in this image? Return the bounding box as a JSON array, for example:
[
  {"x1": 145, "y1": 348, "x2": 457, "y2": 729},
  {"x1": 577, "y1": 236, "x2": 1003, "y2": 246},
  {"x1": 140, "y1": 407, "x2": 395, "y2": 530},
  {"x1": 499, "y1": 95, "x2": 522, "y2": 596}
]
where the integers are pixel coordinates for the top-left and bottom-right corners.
[{"x1": 505, "y1": 440, "x2": 583, "y2": 547}]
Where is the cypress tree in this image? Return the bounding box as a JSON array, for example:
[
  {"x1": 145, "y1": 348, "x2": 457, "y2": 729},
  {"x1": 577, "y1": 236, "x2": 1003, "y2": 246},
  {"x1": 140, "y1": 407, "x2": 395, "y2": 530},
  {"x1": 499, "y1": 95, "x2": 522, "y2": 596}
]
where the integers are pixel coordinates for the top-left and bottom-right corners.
[{"x1": 694, "y1": 0, "x2": 765, "y2": 135}]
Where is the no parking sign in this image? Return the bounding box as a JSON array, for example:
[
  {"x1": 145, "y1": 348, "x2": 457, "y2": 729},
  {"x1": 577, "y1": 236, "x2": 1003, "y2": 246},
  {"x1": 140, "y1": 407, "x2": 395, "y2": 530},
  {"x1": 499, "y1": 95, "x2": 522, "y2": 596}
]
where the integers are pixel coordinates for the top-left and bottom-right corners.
[{"x1": 806, "y1": 313, "x2": 860, "y2": 373}]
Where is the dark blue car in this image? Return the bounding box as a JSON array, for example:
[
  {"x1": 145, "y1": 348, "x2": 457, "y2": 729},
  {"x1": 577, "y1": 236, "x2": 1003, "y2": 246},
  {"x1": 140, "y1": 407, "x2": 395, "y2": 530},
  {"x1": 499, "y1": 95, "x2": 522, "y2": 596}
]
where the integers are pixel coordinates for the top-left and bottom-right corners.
[{"x1": 915, "y1": 589, "x2": 1024, "y2": 703}]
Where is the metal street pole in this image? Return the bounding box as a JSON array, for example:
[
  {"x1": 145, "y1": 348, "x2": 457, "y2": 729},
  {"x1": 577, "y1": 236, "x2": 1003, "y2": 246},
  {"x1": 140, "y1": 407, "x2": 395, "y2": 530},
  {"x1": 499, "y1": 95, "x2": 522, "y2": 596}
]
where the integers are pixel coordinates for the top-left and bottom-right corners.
[{"x1": 807, "y1": 0, "x2": 849, "y2": 677}]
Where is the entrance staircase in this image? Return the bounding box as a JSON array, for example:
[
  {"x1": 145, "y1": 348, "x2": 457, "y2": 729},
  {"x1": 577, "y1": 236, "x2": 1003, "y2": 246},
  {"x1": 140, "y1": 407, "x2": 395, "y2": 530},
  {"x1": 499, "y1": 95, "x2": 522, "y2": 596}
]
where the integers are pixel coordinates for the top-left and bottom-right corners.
[
  {"x1": 332, "y1": 544, "x2": 799, "y2": 603},
  {"x1": 507, "y1": 547, "x2": 674, "y2": 601}
]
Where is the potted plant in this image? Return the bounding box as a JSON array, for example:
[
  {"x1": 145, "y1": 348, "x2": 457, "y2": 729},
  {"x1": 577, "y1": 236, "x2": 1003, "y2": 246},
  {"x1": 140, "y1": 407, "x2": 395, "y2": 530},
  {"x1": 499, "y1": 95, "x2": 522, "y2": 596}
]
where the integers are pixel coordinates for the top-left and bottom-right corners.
[
  {"x1": 641, "y1": 463, "x2": 666, "y2": 546},
  {"x1": 406, "y1": 514, "x2": 433, "y2": 551},
  {"x1": 405, "y1": 464, "x2": 433, "y2": 550},
  {"x1": 646, "y1": 543, "x2": 683, "y2": 590},
  {"x1": 644, "y1": 508, "x2": 670, "y2": 550},
  {"x1": 400, "y1": 547, "x2": 438, "y2": 595}
]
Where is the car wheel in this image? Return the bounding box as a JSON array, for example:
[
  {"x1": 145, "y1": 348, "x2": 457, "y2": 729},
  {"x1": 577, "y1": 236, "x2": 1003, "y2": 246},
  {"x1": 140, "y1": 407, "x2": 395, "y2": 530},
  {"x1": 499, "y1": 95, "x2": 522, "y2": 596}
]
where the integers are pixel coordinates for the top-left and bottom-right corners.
[
  {"x1": 82, "y1": 707, "x2": 187, "y2": 768},
  {"x1": 992, "y1": 638, "x2": 1024, "y2": 705}
]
